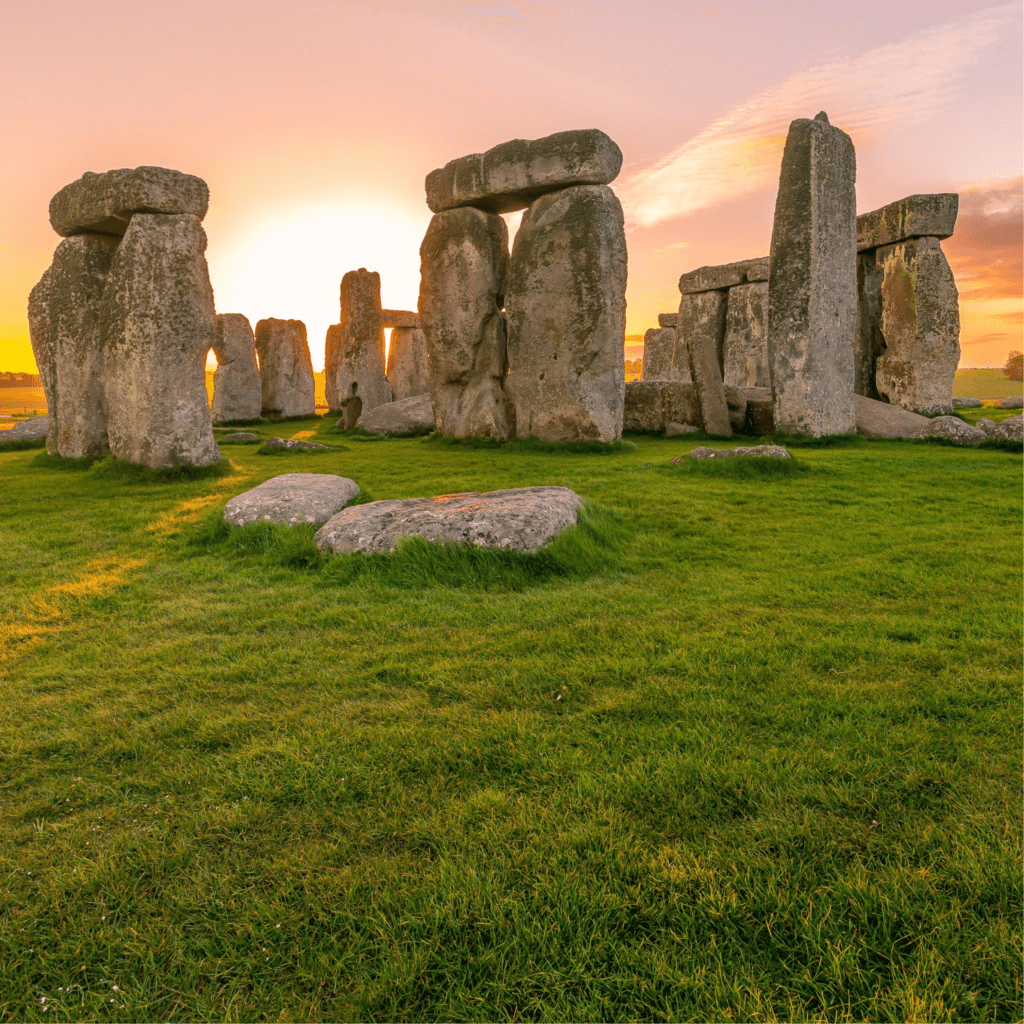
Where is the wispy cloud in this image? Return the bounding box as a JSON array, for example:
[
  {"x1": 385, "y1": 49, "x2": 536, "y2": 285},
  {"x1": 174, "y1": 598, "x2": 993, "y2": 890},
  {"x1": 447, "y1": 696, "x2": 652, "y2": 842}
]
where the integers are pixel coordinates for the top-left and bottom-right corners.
[{"x1": 619, "y1": 4, "x2": 1019, "y2": 229}]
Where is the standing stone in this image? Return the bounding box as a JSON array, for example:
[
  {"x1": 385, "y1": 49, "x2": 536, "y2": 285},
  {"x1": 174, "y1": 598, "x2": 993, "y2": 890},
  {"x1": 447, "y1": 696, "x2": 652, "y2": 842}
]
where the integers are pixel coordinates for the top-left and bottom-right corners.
[
  {"x1": 255, "y1": 319, "x2": 315, "y2": 418},
  {"x1": 27, "y1": 266, "x2": 58, "y2": 452},
  {"x1": 103, "y1": 214, "x2": 220, "y2": 467},
  {"x1": 854, "y1": 253, "x2": 884, "y2": 400},
  {"x1": 874, "y1": 237, "x2": 960, "y2": 415},
  {"x1": 505, "y1": 184, "x2": 626, "y2": 442},
  {"x1": 721, "y1": 281, "x2": 769, "y2": 388},
  {"x1": 387, "y1": 326, "x2": 430, "y2": 401},
  {"x1": 418, "y1": 206, "x2": 513, "y2": 441},
  {"x1": 767, "y1": 113, "x2": 857, "y2": 436},
  {"x1": 678, "y1": 290, "x2": 731, "y2": 435},
  {"x1": 211, "y1": 314, "x2": 262, "y2": 423},
  {"x1": 642, "y1": 327, "x2": 674, "y2": 380},
  {"x1": 325, "y1": 269, "x2": 391, "y2": 413},
  {"x1": 426, "y1": 129, "x2": 622, "y2": 215}
]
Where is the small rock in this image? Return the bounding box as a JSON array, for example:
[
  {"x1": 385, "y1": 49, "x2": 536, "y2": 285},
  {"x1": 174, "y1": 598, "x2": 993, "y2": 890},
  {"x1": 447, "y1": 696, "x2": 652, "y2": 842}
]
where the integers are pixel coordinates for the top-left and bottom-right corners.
[
  {"x1": 989, "y1": 415, "x2": 1023, "y2": 442},
  {"x1": 222, "y1": 431, "x2": 262, "y2": 443},
  {"x1": 263, "y1": 437, "x2": 330, "y2": 451},
  {"x1": 672, "y1": 445, "x2": 791, "y2": 462},
  {"x1": 4, "y1": 415, "x2": 50, "y2": 442},
  {"x1": 911, "y1": 415, "x2": 986, "y2": 446},
  {"x1": 996, "y1": 396, "x2": 1024, "y2": 409},
  {"x1": 358, "y1": 393, "x2": 434, "y2": 435},
  {"x1": 315, "y1": 486, "x2": 583, "y2": 554},
  {"x1": 224, "y1": 473, "x2": 360, "y2": 526},
  {"x1": 665, "y1": 421, "x2": 699, "y2": 436},
  {"x1": 951, "y1": 397, "x2": 983, "y2": 408}
]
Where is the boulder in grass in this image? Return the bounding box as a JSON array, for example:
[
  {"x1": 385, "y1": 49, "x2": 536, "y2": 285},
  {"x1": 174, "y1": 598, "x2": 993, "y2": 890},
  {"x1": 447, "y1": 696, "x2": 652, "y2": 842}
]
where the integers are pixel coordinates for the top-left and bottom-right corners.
[
  {"x1": 976, "y1": 418, "x2": 997, "y2": 435},
  {"x1": 911, "y1": 416, "x2": 986, "y2": 446},
  {"x1": 5, "y1": 415, "x2": 50, "y2": 442},
  {"x1": 222, "y1": 431, "x2": 262, "y2": 444},
  {"x1": 673, "y1": 445, "x2": 790, "y2": 462},
  {"x1": 665, "y1": 422, "x2": 699, "y2": 436},
  {"x1": 223, "y1": 473, "x2": 360, "y2": 527},
  {"x1": 855, "y1": 394, "x2": 930, "y2": 439},
  {"x1": 358, "y1": 394, "x2": 435, "y2": 435},
  {"x1": 262, "y1": 437, "x2": 330, "y2": 451},
  {"x1": 952, "y1": 397, "x2": 983, "y2": 408},
  {"x1": 989, "y1": 415, "x2": 1023, "y2": 442},
  {"x1": 996, "y1": 396, "x2": 1024, "y2": 409},
  {"x1": 315, "y1": 486, "x2": 582, "y2": 555}
]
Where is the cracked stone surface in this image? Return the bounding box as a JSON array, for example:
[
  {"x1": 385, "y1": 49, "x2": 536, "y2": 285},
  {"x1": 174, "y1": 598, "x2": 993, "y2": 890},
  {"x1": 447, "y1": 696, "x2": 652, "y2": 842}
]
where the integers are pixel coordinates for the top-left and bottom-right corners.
[{"x1": 224, "y1": 473, "x2": 360, "y2": 526}]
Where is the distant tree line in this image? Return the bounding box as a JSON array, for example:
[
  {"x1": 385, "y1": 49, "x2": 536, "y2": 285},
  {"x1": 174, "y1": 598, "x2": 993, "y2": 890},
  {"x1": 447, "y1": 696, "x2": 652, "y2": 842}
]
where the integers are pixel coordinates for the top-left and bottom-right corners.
[
  {"x1": 1004, "y1": 350, "x2": 1023, "y2": 382},
  {"x1": 0, "y1": 372, "x2": 42, "y2": 387}
]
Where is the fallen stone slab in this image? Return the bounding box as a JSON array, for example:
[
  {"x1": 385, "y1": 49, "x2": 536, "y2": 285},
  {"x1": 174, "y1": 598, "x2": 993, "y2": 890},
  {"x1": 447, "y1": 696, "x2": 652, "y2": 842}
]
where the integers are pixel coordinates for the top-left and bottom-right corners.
[
  {"x1": 856, "y1": 193, "x2": 958, "y2": 252},
  {"x1": 316, "y1": 486, "x2": 583, "y2": 555},
  {"x1": 996, "y1": 396, "x2": 1024, "y2": 409},
  {"x1": 358, "y1": 393, "x2": 434, "y2": 435},
  {"x1": 221, "y1": 431, "x2": 262, "y2": 443},
  {"x1": 262, "y1": 437, "x2": 331, "y2": 451},
  {"x1": 658, "y1": 313, "x2": 677, "y2": 329},
  {"x1": 223, "y1": 472, "x2": 360, "y2": 526},
  {"x1": 951, "y1": 397, "x2": 983, "y2": 408},
  {"x1": 911, "y1": 415, "x2": 986, "y2": 446},
  {"x1": 665, "y1": 422, "x2": 699, "y2": 436},
  {"x1": 381, "y1": 310, "x2": 421, "y2": 329},
  {"x1": 678, "y1": 256, "x2": 769, "y2": 294},
  {"x1": 426, "y1": 129, "x2": 622, "y2": 215},
  {"x1": 49, "y1": 166, "x2": 209, "y2": 237},
  {"x1": 672, "y1": 445, "x2": 790, "y2": 462},
  {"x1": 855, "y1": 394, "x2": 931, "y2": 439},
  {"x1": 4, "y1": 415, "x2": 50, "y2": 442},
  {"x1": 623, "y1": 381, "x2": 699, "y2": 433}
]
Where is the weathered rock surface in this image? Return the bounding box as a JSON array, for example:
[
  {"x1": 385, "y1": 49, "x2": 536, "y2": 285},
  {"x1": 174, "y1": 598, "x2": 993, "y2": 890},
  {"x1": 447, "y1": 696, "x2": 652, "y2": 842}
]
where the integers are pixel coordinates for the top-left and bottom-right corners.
[
  {"x1": 212, "y1": 314, "x2": 262, "y2": 423},
  {"x1": 29, "y1": 233, "x2": 119, "y2": 456},
  {"x1": 951, "y1": 397, "x2": 983, "y2": 408},
  {"x1": 855, "y1": 251, "x2": 885, "y2": 400},
  {"x1": 673, "y1": 444, "x2": 790, "y2": 462},
  {"x1": 263, "y1": 437, "x2": 330, "y2": 451},
  {"x1": 874, "y1": 237, "x2": 959, "y2": 416},
  {"x1": 386, "y1": 326, "x2": 430, "y2": 401},
  {"x1": 679, "y1": 290, "x2": 731, "y2": 435},
  {"x1": 223, "y1": 473, "x2": 359, "y2": 526},
  {"x1": 419, "y1": 207, "x2": 513, "y2": 440},
  {"x1": 358, "y1": 393, "x2": 434, "y2": 435},
  {"x1": 505, "y1": 185, "x2": 626, "y2": 442},
  {"x1": 4, "y1": 415, "x2": 50, "y2": 442},
  {"x1": 658, "y1": 313, "x2": 677, "y2": 329},
  {"x1": 742, "y1": 388, "x2": 776, "y2": 435},
  {"x1": 381, "y1": 310, "x2": 421, "y2": 329},
  {"x1": 976, "y1": 418, "x2": 997, "y2": 434},
  {"x1": 642, "y1": 327, "x2": 675, "y2": 381},
  {"x1": 103, "y1": 213, "x2": 220, "y2": 468},
  {"x1": 426, "y1": 129, "x2": 622, "y2": 215},
  {"x1": 325, "y1": 269, "x2": 391, "y2": 412},
  {"x1": 990, "y1": 415, "x2": 1023, "y2": 441},
  {"x1": 857, "y1": 193, "x2": 958, "y2": 252},
  {"x1": 679, "y1": 256, "x2": 769, "y2": 294},
  {"x1": 316, "y1": 486, "x2": 582, "y2": 555},
  {"x1": 854, "y1": 394, "x2": 931, "y2": 439},
  {"x1": 50, "y1": 166, "x2": 209, "y2": 237},
  {"x1": 767, "y1": 113, "x2": 857, "y2": 436},
  {"x1": 911, "y1": 415, "x2": 986, "y2": 446},
  {"x1": 996, "y1": 396, "x2": 1024, "y2": 409},
  {"x1": 721, "y1": 281, "x2": 769, "y2": 388},
  {"x1": 222, "y1": 431, "x2": 262, "y2": 443},
  {"x1": 255, "y1": 319, "x2": 316, "y2": 418},
  {"x1": 623, "y1": 381, "x2": 699, "y2": 433},
  {"x1": 665, "y1": 421, "x2": 699, "y2": 436}
]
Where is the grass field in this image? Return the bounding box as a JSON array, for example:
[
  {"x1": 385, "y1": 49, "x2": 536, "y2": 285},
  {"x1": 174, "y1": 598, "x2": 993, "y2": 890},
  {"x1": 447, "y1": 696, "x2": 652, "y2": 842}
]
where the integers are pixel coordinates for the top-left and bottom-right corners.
[
  {"x1": 0, "y1": 420, "x2": 1021, "y2": 1022},
  {"x1": 952, "y1": 368, "x2": 1023, "y2": 400}
]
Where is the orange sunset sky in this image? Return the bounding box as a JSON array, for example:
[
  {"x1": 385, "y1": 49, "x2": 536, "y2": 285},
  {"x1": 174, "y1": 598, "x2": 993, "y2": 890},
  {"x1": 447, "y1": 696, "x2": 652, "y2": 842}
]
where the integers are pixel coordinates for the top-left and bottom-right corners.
[{"x1": 1, "y1": 0, "x2": 1021, "y2": 373}]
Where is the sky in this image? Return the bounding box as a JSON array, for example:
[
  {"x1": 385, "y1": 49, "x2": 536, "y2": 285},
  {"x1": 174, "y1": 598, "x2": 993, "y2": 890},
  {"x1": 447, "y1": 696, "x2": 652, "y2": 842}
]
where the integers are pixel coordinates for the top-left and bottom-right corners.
[{"x1": 1, "y1": 0, "x2": 1020, "y2": 373}]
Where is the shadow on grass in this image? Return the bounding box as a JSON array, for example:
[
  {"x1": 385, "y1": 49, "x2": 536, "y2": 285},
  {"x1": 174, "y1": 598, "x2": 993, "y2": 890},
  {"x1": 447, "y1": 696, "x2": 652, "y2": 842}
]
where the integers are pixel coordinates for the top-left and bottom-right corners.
[
  {"x1": 186, "y1": 501, "x2": 628, "y2": 590},
  {"x1": 422, "y1": 434, "x2": 639, "y2": 455},
  {"x1": 30, "y1": 452, "x2": 235, "y2": 482}
]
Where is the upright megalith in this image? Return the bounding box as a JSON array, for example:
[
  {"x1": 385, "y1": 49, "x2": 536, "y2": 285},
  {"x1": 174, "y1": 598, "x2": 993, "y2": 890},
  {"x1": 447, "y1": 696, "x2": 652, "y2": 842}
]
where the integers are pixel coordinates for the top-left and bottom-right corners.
[
  {"x1": 722, "y1": 281, "x2": 769, "y2": 388},
  {"x1": 677, "y1": 290, "x2": 731, "y2": 435},
  {"x1": 767, "y1": 112, "x2": 857, "y2": 436},
  {"x1": 387, "y1": 326, "x2": 430, "y2": 401},
  {"x1": 505, "y1": 185, "x2": 626, "y2": 442},
  {"x1": 325, "y1": 270, "x2": 391, "y2": 413},
  {"x1": 211, "y1": 314, "x2": 262, "y2": 422},
  {"x1": 419, "y1": 206, "x2": 513, "y2": 441},
  {"x1": 426, "y1": 129, "x2": 622, "y2": 215},
  {"x1": 103, "y1": 213, "x2": 220, "y2": 467},
  {"x1": 27, "y1": 267, "x2": 58, "y2": 452},
  {"x1": 255, "y1": 319, "x2": 315, "y2": 418},
  {"x1": 855, "y1": 194, "x2": 960, "y2": 415},
  {"x1": 642, "y1": 327, "x2": 674, "y2": 380}
]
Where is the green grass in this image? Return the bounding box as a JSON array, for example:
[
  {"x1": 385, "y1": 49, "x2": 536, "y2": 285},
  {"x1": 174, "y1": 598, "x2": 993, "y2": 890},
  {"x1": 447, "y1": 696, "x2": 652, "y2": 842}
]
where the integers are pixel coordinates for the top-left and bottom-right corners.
[
  {"x1": 0, "y1": 420, "x2": 1020, "y2": 1022},
  {"x1": 953, "y1": 368, "x2": 1022, "y2": 400}
]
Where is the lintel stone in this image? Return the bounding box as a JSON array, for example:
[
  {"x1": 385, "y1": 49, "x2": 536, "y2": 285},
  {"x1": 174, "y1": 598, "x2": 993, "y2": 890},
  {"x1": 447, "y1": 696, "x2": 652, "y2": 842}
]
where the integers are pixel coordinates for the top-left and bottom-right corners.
[{"x1": 856, "y1": 194, "x2": 958, "y2": 252}]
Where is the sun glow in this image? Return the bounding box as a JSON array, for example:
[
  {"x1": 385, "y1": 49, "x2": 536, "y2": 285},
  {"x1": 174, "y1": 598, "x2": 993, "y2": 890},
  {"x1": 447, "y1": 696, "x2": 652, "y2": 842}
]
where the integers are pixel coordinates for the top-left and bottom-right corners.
[{"x1": 206, "y1": 202, "x2": 431, "y2": 371}]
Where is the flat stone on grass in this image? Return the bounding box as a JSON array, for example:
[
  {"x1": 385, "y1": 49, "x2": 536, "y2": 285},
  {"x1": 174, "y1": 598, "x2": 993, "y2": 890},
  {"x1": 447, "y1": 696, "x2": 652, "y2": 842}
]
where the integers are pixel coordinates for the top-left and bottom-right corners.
[
  {"x1": 223, "y1": 473, "x2": 360, "y2": 526},
  {"x1": 315, "y1": 486, "x2": 583, "y2": 555},
  {"x1": 672, "y1": 445, "x2": 791, "y2": 462},
  {"x1": 222, "y1": 431, "x2": 262, "y2": 444},
  {"x1": 358, "y1": 393, "x2": 434, "y2": 435},
  {"x1": 6, "y1": 415, "x2": 51, "y2": 442},
  {"x1": 262, "y1": 437, "x2": 330, "y2": 451}
]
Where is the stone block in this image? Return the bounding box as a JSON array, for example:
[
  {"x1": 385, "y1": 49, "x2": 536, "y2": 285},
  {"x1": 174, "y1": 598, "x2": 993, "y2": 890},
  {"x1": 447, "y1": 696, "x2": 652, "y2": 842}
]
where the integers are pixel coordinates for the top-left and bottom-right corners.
[
  {"x1": 381, "y1": 310, "x2": 421, "y2": 329},
  {"x1": 358, "y1": 393, "x2": 434, "y2": 435},
  {"x1": 224, "y1": 473, "x2": 359, "y2": 526},
  {"x1": 426, "y1": 129, "x2": 622, "y2": 215},
  {"x1": 505, "y1": 185, "x2": 626, "y2": 442},
  {"x1": 679, "y1": 290, "x2": 731, "y2": 435},
  {"x1": 721, "y1": 281, "x2": 769, "y2": 388},
  {"x1": 857, "y1": 193, "x2": 958, "y2": 252},
  {"x1": 767, "y1": 113, "x2": 857, "y2": 436},
  {"x1": 874, "y1": 237, "x2": 959, "y2": 416},
  {"x1": 386, "y1": 326, "x2": 430, "y2": 401},
  {"x1": 325, "y1": 269, "x2": 391, "y2": 412},
  {"x1": 642, "y1": 327, "x2": 675, "y2": 381},
  {"x1": 623, "y1": 381, "x2": 698, "y2": 433},
  {"x1": 658, "y1": 313, "x2": 677, "y2": 329},
  {"x1": 855, "y1": 252, "x2": 885, "y2": 400},
  {"x1": 103, "y1": 213, "x2": 220, "y2": 468},
  {"x1": 212, "y1": 314, "x2": 262, "y2": 423},
  {"x1": 678, "y1": 256, "x2": 769, "y2": 294},
  {"x1": 854, "y1": 394, "x2": 930, "y2": 439},
  {"x1": 50, "y1": 166, "x2": 209, "y2": 238},
  {"x1": 255, "y1": 319, "x2": 316, "y2": 418},
  {"x1": 419, "y1": 206, "x2": 513, "y2": 441}
]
